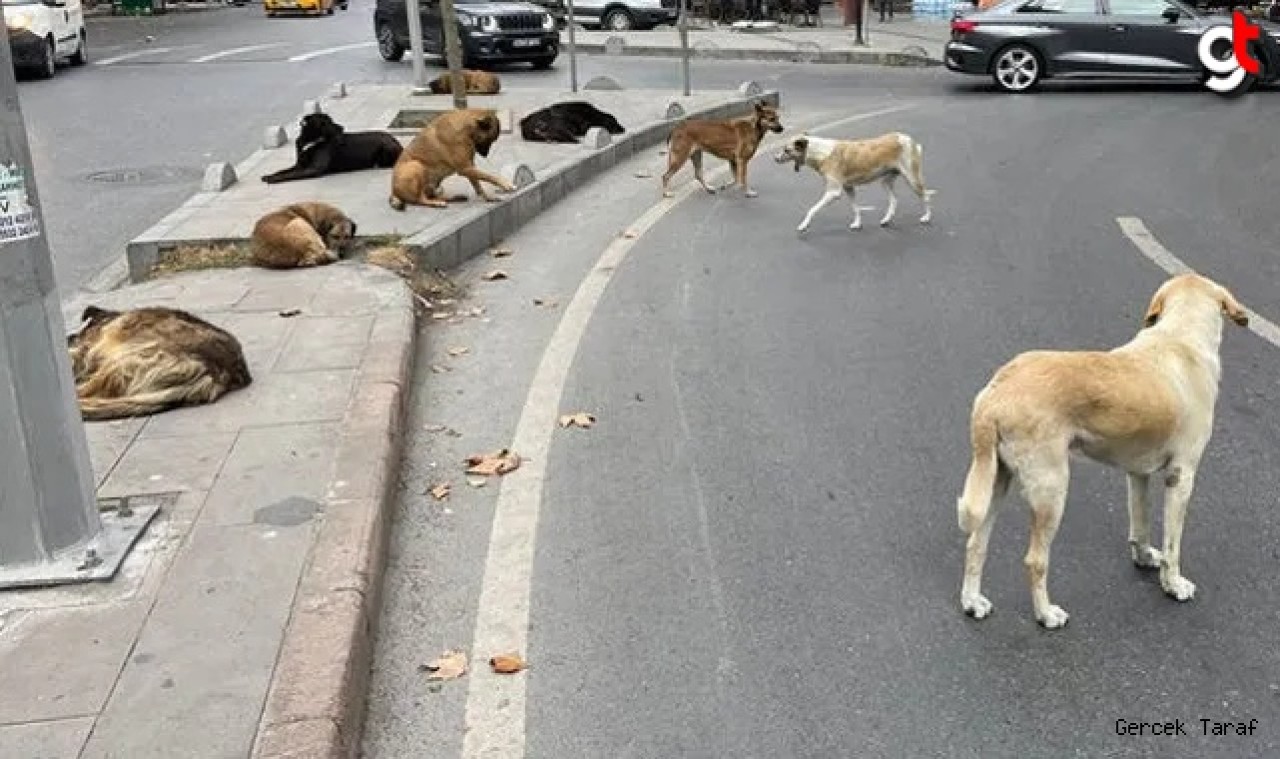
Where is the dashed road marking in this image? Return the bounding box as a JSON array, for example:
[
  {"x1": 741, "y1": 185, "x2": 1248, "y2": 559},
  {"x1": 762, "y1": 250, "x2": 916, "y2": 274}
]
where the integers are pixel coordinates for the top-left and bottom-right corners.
[
  {"x1": 287, "y1": 41, "x2": 376, "y2": 61},
  {"x1": 1117, "y1": 215, "x2": 1280, "y2": 347},
  {"x1": 189, "y1": 43, "x2": 286, "y2": 63},
  {"x1": 94, "y1": 47, "x2": 176, "y2": 66},
  {"x1": 459, "y1": 102, "x2": 918, "y2": 759}
]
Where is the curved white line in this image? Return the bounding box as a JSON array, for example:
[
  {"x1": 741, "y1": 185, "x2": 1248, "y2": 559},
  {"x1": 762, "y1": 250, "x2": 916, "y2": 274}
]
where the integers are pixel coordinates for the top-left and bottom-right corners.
[
  {"x1": 460, "y1": 102, "x2": 919, "y2": 759},
  {"x1": 94, "y1": 47, "x2": 174, "y2": 66},
  {"x1": 189, "y1": 43, "x2": 285, "y2": 63},
  {"x1": 287, "y1": 41, "x2": 375, "y2": 62}
]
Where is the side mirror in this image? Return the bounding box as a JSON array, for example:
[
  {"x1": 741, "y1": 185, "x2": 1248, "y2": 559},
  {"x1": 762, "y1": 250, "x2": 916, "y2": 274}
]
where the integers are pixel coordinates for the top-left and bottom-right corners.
[{"x1": 1162, "y1": 6, "x2": 1180, "y2": 21}]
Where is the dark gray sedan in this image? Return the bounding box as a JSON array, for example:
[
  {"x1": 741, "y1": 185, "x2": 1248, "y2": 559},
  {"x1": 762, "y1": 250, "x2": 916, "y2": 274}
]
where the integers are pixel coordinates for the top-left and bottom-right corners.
[{"x1": 944, "y1": 0, "x2": 1280, "y2": 93}]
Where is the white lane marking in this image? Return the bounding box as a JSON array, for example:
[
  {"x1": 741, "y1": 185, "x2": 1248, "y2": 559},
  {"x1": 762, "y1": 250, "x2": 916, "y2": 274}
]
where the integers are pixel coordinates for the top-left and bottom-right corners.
[
  {"x1": 1117, "y1": 216, "x2": 1280, "y2": 348},
  {"x1": 189, "y1": 43, "x2": 285, "y2": 63},
  {"x1": 287, "y1": 41, "x2": 376, "y2": 62},
  {"x1": 460, "y1": 102, "x2": 918, "y2": 759},
  {"x1": 94, "y1": 47, "x2": 175, "y2": 66}
]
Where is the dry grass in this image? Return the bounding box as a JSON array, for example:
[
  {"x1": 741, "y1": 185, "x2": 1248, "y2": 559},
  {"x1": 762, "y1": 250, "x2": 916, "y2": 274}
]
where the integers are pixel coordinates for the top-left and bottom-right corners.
[
  {"x1": 152, "y1": 243, "x2": 253, "y2": 278},
  {"x1": 359, "y1": 244, "x2": 468, "y2": 304}
]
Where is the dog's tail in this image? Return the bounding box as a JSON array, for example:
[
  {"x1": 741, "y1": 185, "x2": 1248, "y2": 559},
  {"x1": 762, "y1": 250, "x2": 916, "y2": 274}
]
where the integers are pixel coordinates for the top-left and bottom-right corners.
[{"x1": 957, "y1": 399, "x2": 1001, "y2": 535}]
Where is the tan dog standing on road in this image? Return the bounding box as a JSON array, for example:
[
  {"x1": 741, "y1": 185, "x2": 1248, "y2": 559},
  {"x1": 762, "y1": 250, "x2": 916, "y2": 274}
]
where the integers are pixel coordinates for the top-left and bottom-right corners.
[
  {"x1": 428, "y1": 69, "x2": 501, "y2": 95},
  {"x1": 250, "y1": 201, "x2": 357, "y2": 269},
  {"x1": 660, "y1": 101, "x2": 784, "y2": 199},
  {"x1": 774, "y1": 131, "x2": 935, "y2": 234},
  {"x1": 955, "y1": 273, "x2": 1250, "y2": 630},
  {"x1": 389, "y1": 108, "x2": 513, "y2": 210},
  {"x1": 69, "y1": 306, "x2": 252, "y2": 421}
]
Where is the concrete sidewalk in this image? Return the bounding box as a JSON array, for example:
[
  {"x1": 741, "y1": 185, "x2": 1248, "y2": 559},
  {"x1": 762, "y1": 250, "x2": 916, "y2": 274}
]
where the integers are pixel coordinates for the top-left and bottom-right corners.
[
  {"x1": 570, "y1": 10, "x2": 953, "y2": 65},
  {"x1": 0, "y1": 263, "x2": 414, "y2": 759}
]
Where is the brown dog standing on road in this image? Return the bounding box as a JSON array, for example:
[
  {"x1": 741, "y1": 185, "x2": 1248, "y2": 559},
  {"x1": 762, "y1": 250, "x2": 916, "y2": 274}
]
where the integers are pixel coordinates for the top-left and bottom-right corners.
[
  {"x1": 389, "y1": 108, "x2": 514, "y2": 210},
  {"x1": 955, "y1": 273, "x2": 1250, "y2": 630},
  {"x1": 250, "y1": 201, "x2": 357, "y2": 269},
  {"x1": 69, "y1": 306, "x2": 252, "y2": 421},
  {"x1": 428, "y1": 69, "x2": 501, "y2": 95},
  {"x1": 660, "y1": 101, "x2": 784, "y2": 199}
]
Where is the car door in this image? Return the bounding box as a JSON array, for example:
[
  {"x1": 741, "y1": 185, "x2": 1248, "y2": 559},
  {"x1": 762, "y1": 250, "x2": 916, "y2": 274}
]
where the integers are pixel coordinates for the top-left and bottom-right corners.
[
  {"x1": 1102, "y1": 0, "x2": 1204, "y2": 74},
  {"x1": 1007, "y1": 0, "x2": 1114, "y2": 74}
]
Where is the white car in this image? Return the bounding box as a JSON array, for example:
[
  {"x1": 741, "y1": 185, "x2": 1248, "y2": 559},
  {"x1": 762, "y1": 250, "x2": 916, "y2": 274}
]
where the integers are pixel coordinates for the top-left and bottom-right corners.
[{"x1": 4, "y1": 0, "x2": 87, "y2": 79}]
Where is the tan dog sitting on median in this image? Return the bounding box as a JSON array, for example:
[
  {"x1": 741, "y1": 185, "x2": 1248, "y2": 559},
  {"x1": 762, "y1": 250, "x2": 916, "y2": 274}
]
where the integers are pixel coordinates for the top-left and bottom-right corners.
[
  {"x1": 955, "y1": 272, "x2": 1250, "y2": 630},
  {"x1": 68, "y1": 305, "x2": 252, "y2": 421},
  {"x1": 389, "y1": 108, "x2": 513, "y2": 210},
  {"x1": 428, "y1": 69, "x2": 501, "y2": 95},
  {"x1": 773, "y1": 131, "x2": 935, "y2": 234},
  {"x1": 250, "y1": 201, "x2": 356, "y2": 269},
  {"x1": 660, "y1": 100, "x2": 784, "y2": 199}
]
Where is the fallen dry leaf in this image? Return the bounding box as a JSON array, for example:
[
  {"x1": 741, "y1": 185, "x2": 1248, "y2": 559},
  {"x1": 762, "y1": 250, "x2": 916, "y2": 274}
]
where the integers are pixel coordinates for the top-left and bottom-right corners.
[
  {"x1": 431, "y1": 312, "x2": 455, "y2": 321},
  {"x1": 489, "y1": 653, "x2": 527, "y2": 674},
  {"x1": 429, "y1": 483, "x2": 451, "y2": 501},
  {"x1": 533, "y1": 297, "x2": 560, "y2": 309},
  {"x1": 634, "y1": 170, "x2": 652, "y2": 178},
  {"x1": 467, "y1": 477, "x2": 487, "y2": 488},
  {"x1": 558, "y1": 413, "x2": 597, "y2": 429},
  {"x1": 430, "y1": 364, "x2": 452, "y2": 374},
  {"x1": 425, "y1": 424, "x2": 447, "y2": 433},
  {"x1": 278, "y1": 308, "x2": 302, "y2": 318},
  {"x1": 482, "y1": 270, "x2": 509, "y2": 282},
  {"x1": 423, "y1": 649, "x2": 468, "y2": 681},
  {"x1": 490, "y1": 246, "x2": 515, "y2": 258},
  {"x1": 466, "y1": 449, "x2": 522, "y2": 477},
  {"x1": 622, "y1": 230, "x2": 638, "y2": 239},
  {"x1": 447, "y1": 346, "x2": 470, "y2": 357}
]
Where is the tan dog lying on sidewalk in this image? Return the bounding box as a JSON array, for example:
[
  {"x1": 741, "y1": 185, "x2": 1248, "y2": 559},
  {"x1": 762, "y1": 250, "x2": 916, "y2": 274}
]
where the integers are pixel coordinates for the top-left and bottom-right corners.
[
  {"x1": 955, "y1": 273, "x2": 1250, "y2": 630},
  {"x1": 250, "y1": 201, "x2": 357, "y2": 269},
  {"x1": 389, "y1": 108, "x2": 513, "y2": 210},
  {"x1": 774, "y1": 131, "x2": 935, "y2": 234},
  {"x1": 660, "y1": 101, "x2": 784, "y2": 199},
  {"x1": 68, "y1": 306, "x2": 252, "y2": 421},
  {"x1": 428, "y1": 69, "x2": 501, "y2": 95}
]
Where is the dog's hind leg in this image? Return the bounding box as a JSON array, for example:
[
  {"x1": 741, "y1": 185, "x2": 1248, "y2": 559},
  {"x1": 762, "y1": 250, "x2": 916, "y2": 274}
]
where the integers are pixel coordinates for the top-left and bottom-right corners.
[
  {"x1": 797, "y1": 180, "x2": 842, "y2": 234},
  {"x1": 1019, "y1": 449, "x2": 1071, "y2": 629},
  {"x1": 901, "y1": 139, "x2": 936, "y2": 224},
  {"x1": 690, "y1": 150, "x2": 717, "y2": 195},
  {"x1": 879, "y1": 175, "x2": 899, "y2": 227},
  {"x1": 1126, "y1": 474, "x2": 1162, "y2": 570},
  {"x1": 1159, "y1": 461, "x2": 1200, "y2": 602},
  {"x1": 846, "y1": 185, "x2": 862, "y2": 230},
  {"x1": 717, "y1": 159, "x2": 738, "y2": 192},
  {"x1": 661, "y1": 134, "x2": 693, "y2": 198},
  {"x1": 961, "y1": 462, "x2": 1010, "y2": 621}
]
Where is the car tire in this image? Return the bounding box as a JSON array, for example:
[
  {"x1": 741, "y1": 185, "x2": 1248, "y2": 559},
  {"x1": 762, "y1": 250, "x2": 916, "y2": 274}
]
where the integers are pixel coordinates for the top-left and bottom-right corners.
[
  {"x1": 377, "y1": 22, "x2": 406, "y2": 61},
  {"x1": 603, "y1": 7, "x2": 634, "y2": 30},
  {"x1": 33, "y1": 36, "x2": 56, "y2": 80},
  {"x1": 70, "y1": 30, "x2": 87, "y2": 66},
  {"x1": 991, "y1": 43, "x2": 1041, "y2": 93}
]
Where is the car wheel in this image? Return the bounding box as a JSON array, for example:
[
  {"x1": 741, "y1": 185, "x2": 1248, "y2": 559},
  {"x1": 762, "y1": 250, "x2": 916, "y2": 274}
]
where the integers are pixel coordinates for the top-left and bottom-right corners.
[
  {"x1": 34, "y1": 37, "x2": 56, "y2": 80},
  {"x1": 991, "y1": 43, "x2": 1041, "y2": 93},
  {"x1": 603, "y1": 7, "x2": 634, "y2": 30},
  {"x1": 70, "y1": 30, "x2": 87, "y2": 66},
  {"x1": 377, "y1": 22, "x2": 406, "y2": 61}
]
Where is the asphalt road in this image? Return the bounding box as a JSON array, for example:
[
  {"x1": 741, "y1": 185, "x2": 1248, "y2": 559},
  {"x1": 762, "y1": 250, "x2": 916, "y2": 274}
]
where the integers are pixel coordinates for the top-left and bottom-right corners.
[{"x1": 362, "y1": 65, "x2": 1280, "y2": 759}]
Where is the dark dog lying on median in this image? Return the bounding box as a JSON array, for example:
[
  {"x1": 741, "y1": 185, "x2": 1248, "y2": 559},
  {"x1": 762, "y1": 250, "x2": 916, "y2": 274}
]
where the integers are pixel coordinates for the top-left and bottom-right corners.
[
  {"x1": 519, "y1": 101, "x2": 626, "y2": 144},
  {"x1": 262, "y1": 112, "x2": 403, "y2": 184}
]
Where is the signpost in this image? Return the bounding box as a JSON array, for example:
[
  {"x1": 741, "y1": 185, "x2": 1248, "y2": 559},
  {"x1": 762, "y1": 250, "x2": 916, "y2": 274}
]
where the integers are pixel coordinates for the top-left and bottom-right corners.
[
  {"x1": 566, "y1": 0, "x2": 579, "y2": 92},
  {"x1": 440, "y1": 0, "x2": 470, "y2": 108},
  {"x1": 678, "y1": 0, "x2": 691, "y2": 96},
  {"x1": 406, "y1": 0, "x2": 431, "y2": 94}
]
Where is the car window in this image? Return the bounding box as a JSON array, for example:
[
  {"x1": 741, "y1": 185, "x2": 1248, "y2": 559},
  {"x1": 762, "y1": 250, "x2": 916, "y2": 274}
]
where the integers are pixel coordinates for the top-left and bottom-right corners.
[
  {"x1": 1108, "y1": 0, "x2": 1175, "y2": 15},
  {"x1": 1018, "y1": 0, "x2": 1097, "y2": 13}
]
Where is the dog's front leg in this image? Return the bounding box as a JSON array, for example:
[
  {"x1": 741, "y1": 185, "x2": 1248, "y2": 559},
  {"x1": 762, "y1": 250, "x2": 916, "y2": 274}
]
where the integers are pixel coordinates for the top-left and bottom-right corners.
[
  {"x1": 879, "y1": 175, "x2": 899, "y2": 226},
  {"x1": 797, "y1": 184, "x2": 842, "y2": 234},
  {"x1": 1159, "y1": 464, "x2": 1199, "y2": 602},
  {"x1": 735, "y1": 152, "x2": 757, "y2": 198},
  {"x1": 848, "y1": 186, "x2": 862, "y2": 230},
  {"x1": 460, "y1": 166, "x2": 515, "y2": 201},
  {"x1": 717, "y1": 159, "x2": 738, "y2": 192},
  {"x1": 1126, "y1": 473, "x2": 1162, "y2": 569}
]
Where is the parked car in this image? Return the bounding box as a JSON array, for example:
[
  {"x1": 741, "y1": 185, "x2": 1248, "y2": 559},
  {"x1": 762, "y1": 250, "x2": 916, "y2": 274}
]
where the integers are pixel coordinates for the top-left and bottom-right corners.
[
  {"x1": 375, "y1": 0, "x2": 560, "y2": 69},
  {"x1": 3, "y1": 0, "x2": 86, "y2": 79},
  {"x1": 568, "y1": 0, "x2": 678, "y2": 30},
  {"x1": 944, "y1": 0, "x2": 1280, "y2": 94},
  {"x1": 265, "y1": 0, "x2": 347, "y2": 16}
]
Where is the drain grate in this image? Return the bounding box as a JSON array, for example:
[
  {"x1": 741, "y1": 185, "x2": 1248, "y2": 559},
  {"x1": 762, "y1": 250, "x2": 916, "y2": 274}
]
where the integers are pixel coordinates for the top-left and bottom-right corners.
[{"x1": 85, "y1": 166, "x2": 203, "y2": 185}]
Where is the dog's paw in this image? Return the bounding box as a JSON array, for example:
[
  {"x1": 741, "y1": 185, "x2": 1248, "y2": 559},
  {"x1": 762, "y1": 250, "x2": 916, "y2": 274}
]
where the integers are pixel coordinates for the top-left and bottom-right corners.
[
  {"x1": 1162, "y1": 574, "x2": 1196, "y2": 602},
  {"x1": 744, "y1": 189, "x2": 758, "y2": 198},
  {"x1": 879, "y1": 217, "x2": 894, "y2": 228},
  {"x1": 919, "y1": 214, "x2": 932, "y2": 225},
  {"x1": 796, "y1": 223, "x2": 809, "y2": 235},
  {"x1": 961, "y1": 593, "x2": 993, "y2": 620},
  {"x1": 1130, "y1": 544, "x2": 1162, "y2": 570},
  {"x1": 1036, "y1": 605, "x2": 1070, "y2": 629},
  {"x1": 849, "y1": 221, "x2": 862, "y2": 231}
]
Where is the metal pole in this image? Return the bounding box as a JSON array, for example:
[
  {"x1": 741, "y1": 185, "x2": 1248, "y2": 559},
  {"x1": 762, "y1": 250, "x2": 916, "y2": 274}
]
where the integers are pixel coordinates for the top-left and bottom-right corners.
[
  {"x1": 854, "y1": 0, "x2": 865, "y2": 44},
  {"x1": 440, "y1": 0, "x2": 469, "y2": 109},
  {"x1": 566, "y1": 0, "x2": 578, "y2": 92},
  {"x1": 406, "y1": 0, "x2": 430, "y2": 94},
  {"x1": 678, "y1": 0, "x2": 691, "y2": 96},
  {"x1": 0, "y1": 36, "x2": 114, "y2": 588}
]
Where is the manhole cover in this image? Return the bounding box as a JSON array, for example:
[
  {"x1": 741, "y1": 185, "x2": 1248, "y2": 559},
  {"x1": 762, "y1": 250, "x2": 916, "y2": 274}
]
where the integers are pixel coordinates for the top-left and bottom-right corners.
[{"x1": 85, "y1": 166, "x2": 202, "y2": 185}]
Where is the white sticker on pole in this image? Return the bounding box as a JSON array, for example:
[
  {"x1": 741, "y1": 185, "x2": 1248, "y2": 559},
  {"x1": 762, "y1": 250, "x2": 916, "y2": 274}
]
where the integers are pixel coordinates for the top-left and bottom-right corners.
[{"x1": 0, "y1": 163, "x2": 40, "y2": 244}]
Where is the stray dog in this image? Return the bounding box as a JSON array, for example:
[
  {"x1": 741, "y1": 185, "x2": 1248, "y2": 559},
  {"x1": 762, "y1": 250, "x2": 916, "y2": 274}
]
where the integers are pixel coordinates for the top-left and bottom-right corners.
[
  {"x1": 660, "y1": 101, "x2": 784, "y2": 199},
  {"x1": 389, "y1": 108, "x2": 513, "y2": 210},
  {"x1": 955, "y1": 273, "x2": 1250, "y2": 629},
  {"x1": 250, "y1": 201, "x2": 357, "y2": 269},
  {"x1": 774, "y1": 132, "x2": 935, "y2": 234},
  {"x1": 68, "y1": 306, "x2": 252, "y2": 421},
  {"x1": 428, "y1": 69, "x2": 501, "y2": 95},
  {"x1": 519, "y1": 101, "x2": 626, "y2": 144},
  {"x1": 261, "y1": 113, "x2": 403, "y2": 184}
]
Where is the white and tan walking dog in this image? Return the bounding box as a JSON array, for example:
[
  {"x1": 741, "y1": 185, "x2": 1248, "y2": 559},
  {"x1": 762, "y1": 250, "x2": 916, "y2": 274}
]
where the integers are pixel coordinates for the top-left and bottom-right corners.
[
  {"x1": 774, "y1": 131, "x2": 935, "y2": 234},
  {"x1": 955, "y1": 273, "x2": 1250, "y2": 630}
]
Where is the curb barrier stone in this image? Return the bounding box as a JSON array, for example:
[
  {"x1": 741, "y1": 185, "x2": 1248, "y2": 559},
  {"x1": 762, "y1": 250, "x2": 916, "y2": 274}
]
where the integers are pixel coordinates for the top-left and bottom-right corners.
[
  {"x1": 583, "y1": 75, "x2": 624, "y2": 90},
  {"x1": 583, "y1": 126, "x2": 612, "y2": 149},
  {"x1": 201, "y1": 162, "x2": 237, "y2": 192},
  {"x1": 263, "y1": 126, "x2": 289, "y2": 149},
  {"x1": 664, "y1": 101, "x2": 685, "y2": 119}
]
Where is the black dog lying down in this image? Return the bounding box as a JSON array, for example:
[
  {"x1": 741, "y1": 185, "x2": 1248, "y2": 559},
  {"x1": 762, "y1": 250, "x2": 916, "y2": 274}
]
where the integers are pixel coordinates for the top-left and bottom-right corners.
[
  {"x1": 519, "y1": 101, "x2": 626, "y2": 144},
  {"x1": 262, "y1": 112, "x2": 404, "y2": 184}
]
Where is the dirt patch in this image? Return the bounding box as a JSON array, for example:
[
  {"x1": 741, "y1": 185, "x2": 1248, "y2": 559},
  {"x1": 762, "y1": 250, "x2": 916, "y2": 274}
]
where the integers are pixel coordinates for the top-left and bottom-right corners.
[
  {"x1": 361, "y1": 244, "x2": 469, "y2": 304},
  {"x1": 152, "y1": 243, "x2": 253, "y2": 277}
]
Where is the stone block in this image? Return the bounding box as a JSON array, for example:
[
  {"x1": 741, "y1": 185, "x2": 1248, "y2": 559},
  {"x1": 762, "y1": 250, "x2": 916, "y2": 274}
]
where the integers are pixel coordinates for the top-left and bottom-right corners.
[
  {"x1": 303, "y1": 99, "x2": 322, "y2": 115},
  {"x1": 200, "y1": 162, "x2": 237, "y2": 193},
  {"x1": 263, "y1": 126, "x2": 289, "y2": 149},
  {"x1": 500, "y1": 162, "x2": 537, "y2": 189},
  {"x1": 664, "y1": 101, "x2": 686, "y2": 119},
  {"x1": 582, "y1": 126, "x2": 612, "y2": 149},
  {"x1": 738, "y1": 80, "x2": 764, "y2": 97},
  {"x1": 584, "y1": 74, "x2": 623, "y2": 90}
]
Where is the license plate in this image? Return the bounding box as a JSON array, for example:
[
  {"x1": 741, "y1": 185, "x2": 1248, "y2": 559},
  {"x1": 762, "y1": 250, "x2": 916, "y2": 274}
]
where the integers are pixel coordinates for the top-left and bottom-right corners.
[{"x1": 512, "y1": 38, "x2": 539, "y2": 48}]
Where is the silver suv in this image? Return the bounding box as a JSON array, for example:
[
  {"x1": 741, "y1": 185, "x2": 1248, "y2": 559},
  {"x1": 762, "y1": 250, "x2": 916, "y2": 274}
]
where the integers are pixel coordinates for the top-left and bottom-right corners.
[{"x1": 570, "y1": 0, "x2": 677, "y2": 30}]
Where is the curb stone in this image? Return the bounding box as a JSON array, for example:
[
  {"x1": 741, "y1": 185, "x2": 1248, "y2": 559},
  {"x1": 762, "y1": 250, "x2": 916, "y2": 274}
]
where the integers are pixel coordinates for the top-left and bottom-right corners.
[
  {"x1": 250, "y1": 292, "x2": 417, "y2": 759},
  {"x1": 572, "y1": 42, "x2": 941, "y2": 66}
]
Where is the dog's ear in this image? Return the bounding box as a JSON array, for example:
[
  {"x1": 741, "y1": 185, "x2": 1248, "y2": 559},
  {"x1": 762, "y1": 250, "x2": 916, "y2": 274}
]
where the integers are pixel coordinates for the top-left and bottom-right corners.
[
  {"x1": 1142, "y1": 288, "x2": 1166, "y2": 328},
  {"x1": 1218, "y1": 284, "x2": 1249, "y2": 327},
  {"x1": 80, "y1": 305, "x2": 115, "y2": 324}
]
